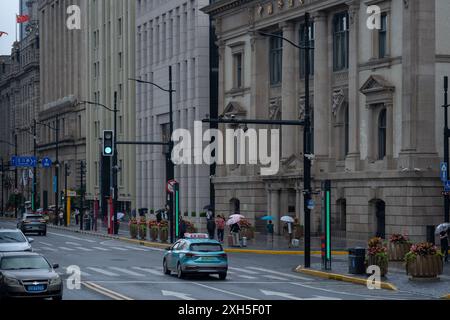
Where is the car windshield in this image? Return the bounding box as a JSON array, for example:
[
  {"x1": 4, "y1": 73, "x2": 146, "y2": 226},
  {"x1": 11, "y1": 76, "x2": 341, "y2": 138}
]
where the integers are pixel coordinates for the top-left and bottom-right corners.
[
  {"x1": 25, "y1": 215, "x2": 43, "y2": 220},
  {"x1": 190, "y1": 243, "x2": 223, "y2": 252},
  {"x1": 0, "y1": 232, "x2": 27, "y2": 243},
  {"x1": 0, "y1": 256, "x2": 51, "y2": 270}
]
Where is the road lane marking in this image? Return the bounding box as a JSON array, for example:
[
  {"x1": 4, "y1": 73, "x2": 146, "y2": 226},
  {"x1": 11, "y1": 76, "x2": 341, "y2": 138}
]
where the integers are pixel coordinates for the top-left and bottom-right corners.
[
  {"x1": 162, "y1": 290, "x2": 196, "y2": 300},
  {"x1": 122, "y1": 246, "x2": 149, "y2": 251},
  {"x1": 192, "y1": 282, "x2": 258, "y2": 300},
  {"x1": 48, "y1": 232, "x2": 96, "y2": 243},
  {"x1": 132, "y1": 267, "x2": 163, "y2": 276},
  {"x1": 92, "y1": 246, "x2": 110, "y2": 251},
  {"x1": 66, "y1": 242, "x2": 82, "y2": 246},
  {"x1": 247, "y1": 267, "x2": 311, "y2": 281},
  {"x1": 86, "y1": 267, "x2": 120, "y2": 277},
  {"x1": 40, "y1": 247, "x2": 57, "y2": 252},
  {"x1": 83, "y1": 281, "x2": 133, "y2": 300},
  {"x1": 228, "y1": 267, "x2": 259, "y2": 275},
  {"x1": 236, "y1": 275, "x2": 257, "y2": 280},
  {"x1": 74, "y1": 247, "x2": 93, "y2": 252},
  {"x1": 109, "y1": 247, "x2": 128, "y2": 251},
  {"x1": 108, "y1": 267, "x2": 145, "y2": 277},
  {"x1": 262, "y1": 275, "x2": 288, "y2": 281},
  {"x1": 59, "y1": 247, "x2": 75, "y2": 251},
  {"x1": 38, "y1": 241, "x2": 53, "y2": 246}
]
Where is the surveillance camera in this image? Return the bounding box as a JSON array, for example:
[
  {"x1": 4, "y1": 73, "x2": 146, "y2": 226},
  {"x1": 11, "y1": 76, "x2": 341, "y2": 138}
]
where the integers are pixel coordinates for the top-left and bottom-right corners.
[{"x1": 305, "y1": 154, "x2": 315, "y2": 161}]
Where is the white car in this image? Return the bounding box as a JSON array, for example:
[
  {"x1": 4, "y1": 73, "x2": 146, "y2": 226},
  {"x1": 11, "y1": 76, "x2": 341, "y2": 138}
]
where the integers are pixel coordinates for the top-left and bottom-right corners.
[{"x1": 0, "y1": 229, "x2": 34, "y2": 252}]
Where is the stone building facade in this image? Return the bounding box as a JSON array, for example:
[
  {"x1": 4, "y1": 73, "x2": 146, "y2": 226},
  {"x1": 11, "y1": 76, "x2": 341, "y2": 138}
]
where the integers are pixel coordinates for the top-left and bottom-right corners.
[
  {"x1": 85, "y1": 0, "x2": 137, "y2": 213},
  {"x1": 37, "y1": 0, "x2": 87, "y2": 209},
  {"x1": 136, "y1": 0, "x2": 211, "y2": 222},
  {"x1": 202, "y1": 0, "x2": 450, "y2": 241}
]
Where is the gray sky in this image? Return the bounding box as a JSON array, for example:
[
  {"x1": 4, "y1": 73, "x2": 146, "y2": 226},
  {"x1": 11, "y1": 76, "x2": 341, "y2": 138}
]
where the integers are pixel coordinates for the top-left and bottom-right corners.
[{"x1": 0, "y1": 0, "x2": 20, "y2": 55}]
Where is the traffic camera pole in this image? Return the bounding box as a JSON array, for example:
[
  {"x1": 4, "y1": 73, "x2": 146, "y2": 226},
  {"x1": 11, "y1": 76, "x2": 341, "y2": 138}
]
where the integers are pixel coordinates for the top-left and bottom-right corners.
[{"x1": 444, "y1": 76, "x2": 449, "y2": 223}]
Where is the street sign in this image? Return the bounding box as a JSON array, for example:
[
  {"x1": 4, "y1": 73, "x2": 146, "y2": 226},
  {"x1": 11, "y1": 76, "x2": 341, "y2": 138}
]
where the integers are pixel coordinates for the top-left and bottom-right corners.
[
  {"x1": 53, "y1": 176, "x2": 57, "y2": 193},
  {"x1": 11, "y1": 156, "x2": 37, "y2": 168},
  {"x1": 167, "y1": 179, "x2": 178, "y2": 194},
  {"x1": 445, "y1": 181, "x2": 450, "y2": 192},
  {"x1": 41, "y1": 157, "x2": 53, "y2": 168},
  {"x1": 441, "y1": 162, "x2": 448, "y2": 182},
  {"x1": 307, "y1": 199, "x2": 315, "y2": 210}
]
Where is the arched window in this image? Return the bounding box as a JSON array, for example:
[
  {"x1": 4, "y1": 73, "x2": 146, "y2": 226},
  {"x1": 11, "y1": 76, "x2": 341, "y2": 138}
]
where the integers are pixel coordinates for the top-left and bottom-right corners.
[{"x1": 378, "y1": 109, "x2": 386, "y2": 160}]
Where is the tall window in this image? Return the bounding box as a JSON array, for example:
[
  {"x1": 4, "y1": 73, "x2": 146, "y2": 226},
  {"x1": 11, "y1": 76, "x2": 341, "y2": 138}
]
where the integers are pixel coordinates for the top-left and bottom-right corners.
[
  {"x1": 379, "y1": 13, "x2": 387, "y2": 58},
  {"x1": 378, "y1": 109, "x2": 387, "y2": 160},
  {"x1": 233, "y1": 52, "x2": 243, "y2": 89},
  {"x1": 344, "y1": 105, "x2": 349, "y2": 156},
  {"x1": 333, "y1": 12, "x2": 349, "y2": 71},
  {"x1": 269, "y1": 32, "x2": 283, "y2": 85},
  {"x1": 300, "y1": 23, "x2": 314, "y2": 78}
]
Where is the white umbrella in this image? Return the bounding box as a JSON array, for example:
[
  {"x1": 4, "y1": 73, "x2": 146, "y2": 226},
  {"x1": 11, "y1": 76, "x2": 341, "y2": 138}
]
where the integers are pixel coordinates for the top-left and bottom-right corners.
[
  {"x1": 227, "y1": 215, "x2": 243, "y2": 226},
  {"x1": 117, "y1": 212, "x2": 125, "y2": 220},
  {"x1": 435, "y1": 223, "x2": 450, "y2": 234},
  {"x1": 280, "y1": 216, "x2": 295, "y2": 223}
]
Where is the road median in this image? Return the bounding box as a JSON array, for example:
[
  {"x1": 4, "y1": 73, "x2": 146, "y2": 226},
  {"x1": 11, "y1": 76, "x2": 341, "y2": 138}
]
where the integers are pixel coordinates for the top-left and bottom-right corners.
[{"x1": 295, "y1": 266, "x2": 398, "y2": 291}]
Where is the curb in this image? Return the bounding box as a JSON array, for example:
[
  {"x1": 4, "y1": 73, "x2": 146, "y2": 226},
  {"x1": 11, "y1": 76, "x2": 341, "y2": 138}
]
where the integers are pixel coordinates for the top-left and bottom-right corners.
[
  {"x1": 295, "y1": 266, "x2": 398, "y2": 291},
  {"x1": 224, "y1": 249, "x2": 349, "y2": 255}
]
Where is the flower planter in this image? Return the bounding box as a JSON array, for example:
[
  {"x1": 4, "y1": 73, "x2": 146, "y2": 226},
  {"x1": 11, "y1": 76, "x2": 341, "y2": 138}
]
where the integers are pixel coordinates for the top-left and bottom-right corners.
[
  {"x1": 406, "y1": 255, "x2": 443, "y2": 278},
  {"x1": 150, "y1": 227, "x2": 159, "y2": 241},
  {"x1": 366, "y1": 255, "x2": 388, "y2": 276},
  {"x1": 138, "y1": 225, "x2": 147, "y2": 240},
  {"x1": 159, "y1": 228, "x2": 169, "y2": 243},
  {"x1": 129, "y1": 224, "x2": 138, "y2": 239},
  {"x1": 388, "y1": 242, "x2": 410, "y2": 261}
]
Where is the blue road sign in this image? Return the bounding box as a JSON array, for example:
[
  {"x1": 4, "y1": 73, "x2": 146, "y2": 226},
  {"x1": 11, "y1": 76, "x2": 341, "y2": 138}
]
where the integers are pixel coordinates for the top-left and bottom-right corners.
[
  {"x1": 41, "y1": 157, "x2": 53, "y2": 168},
  {"x1": 53, "y1": 176, "x2": 57, "y2": 193},
  {"x1": 445, "y1": 181, "x2": 450, "y2": 192},
  {"x1": 307, "y1": 199, "x2": 315, "y2": 210},
  {"x1": 11, "y1": 156, "x2": 37, "y2": 168},
  {"x1": 441, "y1": 162, "x2": 448, "y2": 182}
]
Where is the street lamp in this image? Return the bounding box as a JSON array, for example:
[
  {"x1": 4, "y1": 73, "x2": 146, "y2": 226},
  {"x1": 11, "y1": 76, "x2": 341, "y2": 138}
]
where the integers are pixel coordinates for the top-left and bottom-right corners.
[
  {"x1": 129, "y1": 66, "x2": 176, "y2": 243},
  {"x1": 79, "y1": 94, "x2": 119, "y2": 234}
]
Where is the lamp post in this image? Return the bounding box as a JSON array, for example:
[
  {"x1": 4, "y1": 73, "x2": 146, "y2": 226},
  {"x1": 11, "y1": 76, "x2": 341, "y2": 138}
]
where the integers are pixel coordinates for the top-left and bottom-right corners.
[
  {"x1": 129, "y1": 66, "x2": 176, "y2": 243},
  {"x1": 443, "y1": 76, "x2": 450, "y2": 223}
]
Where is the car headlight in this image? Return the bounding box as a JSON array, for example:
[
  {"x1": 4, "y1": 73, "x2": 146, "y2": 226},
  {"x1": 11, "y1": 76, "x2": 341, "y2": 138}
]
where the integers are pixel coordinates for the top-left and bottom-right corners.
[
  {"x1": 4, "y1": 277, "x2": 20, "y2": 286},
  {"x1": 50, "y1": 277, "x2": 62, "y2": 285}
]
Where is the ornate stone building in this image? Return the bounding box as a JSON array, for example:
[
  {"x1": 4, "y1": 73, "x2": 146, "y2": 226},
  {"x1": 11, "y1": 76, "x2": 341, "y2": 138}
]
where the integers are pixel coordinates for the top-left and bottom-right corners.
[{"x1": 202, "y1": 0, "x2": 450, "y2": 241}]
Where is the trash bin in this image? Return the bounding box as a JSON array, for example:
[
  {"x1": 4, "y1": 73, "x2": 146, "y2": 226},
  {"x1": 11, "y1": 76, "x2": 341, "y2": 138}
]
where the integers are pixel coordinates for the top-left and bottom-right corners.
[{"x1": 348, "y1": 247, "x2": 366, "y2": 275}]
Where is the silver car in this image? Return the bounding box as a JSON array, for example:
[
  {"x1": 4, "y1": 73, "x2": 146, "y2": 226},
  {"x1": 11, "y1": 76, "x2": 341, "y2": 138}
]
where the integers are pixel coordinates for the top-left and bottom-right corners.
[
  {"x1": 0, "y1": 229, "x2": 33, "y2": 252},
  {"x1": 0, "y1": 252, "x2": 62, "y2": 300}
]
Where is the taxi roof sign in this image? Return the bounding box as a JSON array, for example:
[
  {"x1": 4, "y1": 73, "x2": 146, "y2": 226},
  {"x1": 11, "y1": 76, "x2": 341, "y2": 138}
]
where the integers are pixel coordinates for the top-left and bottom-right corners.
[{"x1": 184, "y1": 233, "x2": 209, "y2": 239}]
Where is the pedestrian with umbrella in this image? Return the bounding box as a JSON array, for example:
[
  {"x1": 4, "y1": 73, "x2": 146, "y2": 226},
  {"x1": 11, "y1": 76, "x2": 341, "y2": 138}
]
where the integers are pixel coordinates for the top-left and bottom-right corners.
[
  {"x1": 227, "y1": 214, "x2": 243, "y2": 247},
  {"x1": 261, "y1": 215, "x2": 274, "y2": 244},
  {"x1": 281, "y1": 216, "x2": 295, "y2": 248},
  {"x1": 437, "y1": 223, "x2": 450, "y2": 263}
]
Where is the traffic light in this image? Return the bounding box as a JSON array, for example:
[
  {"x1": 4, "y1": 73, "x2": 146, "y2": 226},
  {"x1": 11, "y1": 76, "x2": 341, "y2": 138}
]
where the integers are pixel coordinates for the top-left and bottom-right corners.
[{"x1": 103, "y1": 130, "x2": 114, "y2": 157}]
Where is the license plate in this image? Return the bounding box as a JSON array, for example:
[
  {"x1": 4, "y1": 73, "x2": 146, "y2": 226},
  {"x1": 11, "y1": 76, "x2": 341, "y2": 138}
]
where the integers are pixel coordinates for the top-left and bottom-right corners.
[
  {"x1": 201, "y1": 257, "x2": 216, "y2": 261},
  {"x1": 27, "y1": 285, "x2": 45, "y2": 292}
]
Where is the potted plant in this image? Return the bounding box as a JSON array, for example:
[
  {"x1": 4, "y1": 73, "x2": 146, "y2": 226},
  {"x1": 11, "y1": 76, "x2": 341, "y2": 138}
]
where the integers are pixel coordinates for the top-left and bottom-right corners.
[
  {"x1": 138, "y1": 217, "x2": 147, "y2": 240},
  {"x1": 388, "y1": 234, "x2": 411, "y2": 261},
  {"x1": 239, "y1": 219, "x2": 255, "y2": 240},
  {"x1": 405, "y1": 242, "x2": 443, "y2": 279},
  {"x1": 159, "y1": 220, "x2": 169, "y2": 243},
  {"x1": 148, "y1": 220, "x2": 159, "y2": 241},
  {"x1": 366, "y1": 237, "x2": 388, "y2": 276},
  {"x1": 129, "y1": 218, "x2": 138, "y2": 239}
]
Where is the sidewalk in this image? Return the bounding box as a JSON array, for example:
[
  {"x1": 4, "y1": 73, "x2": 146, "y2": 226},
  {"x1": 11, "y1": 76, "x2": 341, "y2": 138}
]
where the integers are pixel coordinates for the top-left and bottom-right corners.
[{"x1": 296, "y1": 256, "x2": 450, "y2": 299}]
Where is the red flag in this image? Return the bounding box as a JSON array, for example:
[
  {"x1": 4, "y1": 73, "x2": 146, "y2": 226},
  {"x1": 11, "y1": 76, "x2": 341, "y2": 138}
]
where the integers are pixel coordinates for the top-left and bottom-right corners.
[
  {"x1": 0, "y1": 31, "x2": 8, "y2": 37},
  {"x1": 16, "y1": 14, "x2": 30, "y2": 24}
]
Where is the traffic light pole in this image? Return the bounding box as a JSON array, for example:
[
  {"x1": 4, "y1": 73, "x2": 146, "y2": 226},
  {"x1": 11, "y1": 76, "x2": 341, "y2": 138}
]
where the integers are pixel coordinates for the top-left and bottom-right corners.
[
  {"x1": 444, "y1": 76, "x2": 450, "y2": 223},
  {"x1": 32, "y1": 119, "x2": 37, "y2": 212},
  {"x1": 80, "y1": 160, "x2": 85, "y2": 230},
  {"x1": 14, "y1": 133, "x2": 18, "y2": 218},
  {"x1": 55, "y1": 115, "x2": 59, "y2": 221},
  {"x1": 113, "y1": 92, "x2": 119, "y2": 235}
]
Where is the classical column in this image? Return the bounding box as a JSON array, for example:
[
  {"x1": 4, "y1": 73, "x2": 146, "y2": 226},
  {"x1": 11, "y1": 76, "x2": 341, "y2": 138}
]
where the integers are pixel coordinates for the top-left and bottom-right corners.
[
  {"x1": 399, "y1": 0, "x2": 438, "y2": 169},
  {"x1": 270, "y1": 188, "x2": 280, "y2": 235},
  {"x1": 345, "y1": 1, "x2": 361, "y2": 171},
  {"x1": 280, "y1": 189, "x2": 289, "y2": 232},
  {"x1": 312, "y1": 11, "x2": 330, "y2": 172},
  {"x1": 386, "y1": 102, "x2": 394, "y2": 161},
  {"x1": 280, "y1": 22, "x2": 296, "y2": 160}
]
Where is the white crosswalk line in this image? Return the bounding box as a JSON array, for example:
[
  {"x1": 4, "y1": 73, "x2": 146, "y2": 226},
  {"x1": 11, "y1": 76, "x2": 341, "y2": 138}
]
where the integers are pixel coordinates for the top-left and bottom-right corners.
[
  {"x1": 228, "y1": 267, "x2": 259, "y2": 275},
  {"x1": 109, "y1": 247, "x2": 128, "y2": 251},
  {"x1": 132, "y1": 267, "x2": 163, "y2": 276},
  {"x1": 92, "y1": 247, "x2": 110, "y2": 251},
  {"x1": 236, "y1": 275, "x2": 257, "y2": 280},
  {"x1": 86, "y1": 267, "x2": 119, "y2": 277},
  {"x1": 74, "y1": 247, "x2": 93, "y2": 252},
  {"x1": 66, "y1": 242, "x2": 81, "y2": 246},
  {"x1": 38, "y1": 241, "x2": 53, "y2": 246},
  {"x1": 262, "y1": 275, "x2": 289, "y2": 281},
  {"x1": 247, "y1": 267, "x2": 311, "y2": 280},
  {"x1": 123, "y1": 246, "x2": 148, "y2": 251},
  {"x1": 61, "y1": 267, "x2": 92, "y2": 277},
  {"x1": 108, "y1": 267, "x2": 145, "y2": 277},
  {"x1": 40, "y1": 247, "x2": 57, "y2": 252},
  {"x1": 59, "y1": 247, "x2": 75, "y2": 251}
]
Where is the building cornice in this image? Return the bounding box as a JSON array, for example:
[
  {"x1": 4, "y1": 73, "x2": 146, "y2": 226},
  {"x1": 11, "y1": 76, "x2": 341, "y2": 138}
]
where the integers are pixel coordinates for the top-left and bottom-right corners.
[{"x1": 201, "y1": 0, "x2": 256, "y2": 16}]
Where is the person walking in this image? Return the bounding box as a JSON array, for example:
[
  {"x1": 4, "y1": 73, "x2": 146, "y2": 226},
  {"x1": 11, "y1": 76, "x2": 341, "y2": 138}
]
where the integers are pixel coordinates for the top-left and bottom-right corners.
[
  {"x1": 266, "y1": 220, "x2": 274, "y2": 244},
  {"x1": 206, "y1": 209, "x2": 216, "y2": 240},
  {"x1": 230, "y1": 222, "x2": 241, "y2": 247},
  {"x1": 286, "y1": 222, "x2": 293, "y2": 248},
  {"x1": 216, "y1": 215, "x2": 225, "y2": 242},
  {"x1": 179, "y1": 218, "x2": 187, "y2": 239},
  {"x1": 440, "y1": 230, "x2": 449, "y2": 263}
]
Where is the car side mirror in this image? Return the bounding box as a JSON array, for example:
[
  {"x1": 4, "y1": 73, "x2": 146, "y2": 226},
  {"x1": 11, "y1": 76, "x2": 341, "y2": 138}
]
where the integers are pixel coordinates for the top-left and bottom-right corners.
[
  {"x1": 27, "y1": 237, "x2": 34, "y2": 243},
  {"x1": 52, "y1": 264, "x2": 59, "y2": 269},
  {"x1": 166, "y1": 246, "x2": 171, "y2": 251}
]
